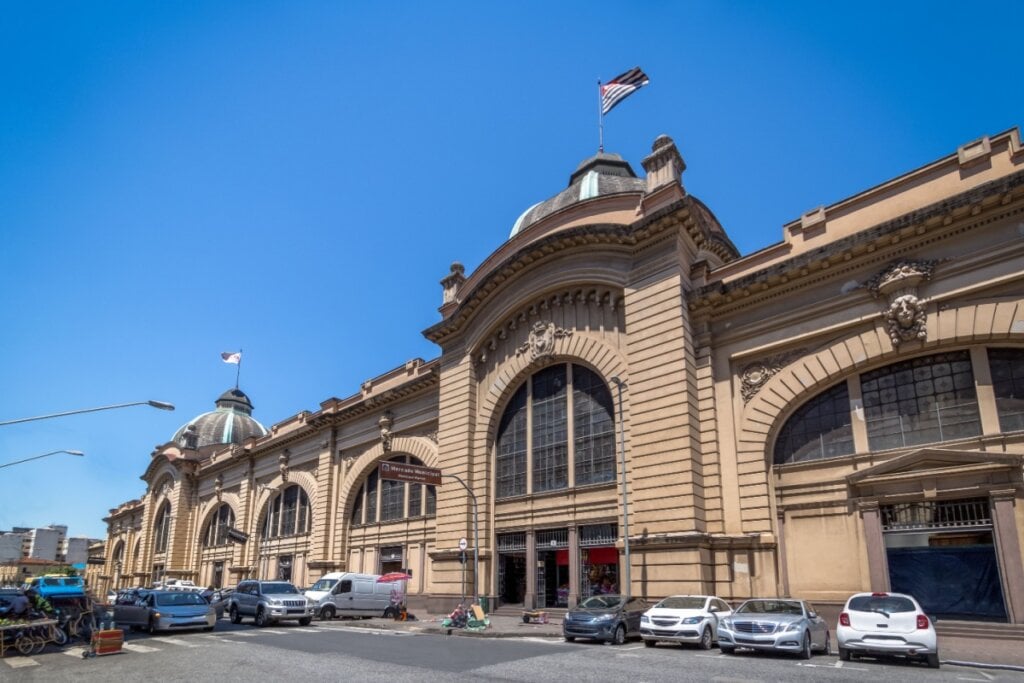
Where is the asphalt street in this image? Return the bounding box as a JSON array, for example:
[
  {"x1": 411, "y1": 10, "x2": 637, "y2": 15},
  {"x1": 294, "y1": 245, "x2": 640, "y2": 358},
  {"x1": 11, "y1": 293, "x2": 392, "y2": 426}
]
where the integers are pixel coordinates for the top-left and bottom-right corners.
[{"x1": 4, "y1": 619, "x2": 1023, "y2": 682}]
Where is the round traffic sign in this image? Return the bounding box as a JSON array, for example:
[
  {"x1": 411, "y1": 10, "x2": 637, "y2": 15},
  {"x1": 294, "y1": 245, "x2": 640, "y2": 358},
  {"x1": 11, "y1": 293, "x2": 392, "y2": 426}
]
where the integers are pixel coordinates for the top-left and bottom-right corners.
[{"x1": 458, "y1": 537, "x2": 468, "y2": 550}]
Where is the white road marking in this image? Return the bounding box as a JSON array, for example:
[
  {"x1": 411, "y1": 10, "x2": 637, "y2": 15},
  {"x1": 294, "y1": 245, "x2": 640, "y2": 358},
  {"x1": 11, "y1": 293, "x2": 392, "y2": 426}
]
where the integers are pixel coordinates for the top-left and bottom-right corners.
[
  {"x1": 834, "y1": 661, "x2": 843, "y2": 668},
  {"x1": 149, "y1": 636, "x2": 198, "y2": 647},
  {"x1": 218, "y1": 631, "x2": 260, "y2": 637},
  {"x1": 957, "y1": 677, "x2": 989, "y2": 682},
  {"x1": 695, "y1": 654, "x2": 729, "y2": 658},
  {"x1": 287, "y1": 628, "x2": 319, "y2": 633},
  {"x1": 63, "y1": 646, "x2": 87, "y2": 657},
  {"x1": 123, "y1": 643, "x2": 161, "y2": 653},
  {"x1": 797, "y1": 662, "x2": 868, "y2": 672},
  {"x1": 619, "y1": 645, "x2": 645, "y2": 651},
  {"x1": 4, "y1": 657, "x2": 39, "y2": 668},
  {"x1": 255, "y1": 629, "x2": 288, "y2": 634},
  {"x1": 978, "y1": 673, "x2": 995, "y2": 681}
]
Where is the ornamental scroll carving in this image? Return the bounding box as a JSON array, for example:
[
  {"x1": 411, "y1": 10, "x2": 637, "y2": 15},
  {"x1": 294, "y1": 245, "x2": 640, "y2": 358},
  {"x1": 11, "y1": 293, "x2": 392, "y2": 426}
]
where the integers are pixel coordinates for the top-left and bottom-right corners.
[
  {"x1": 516, "y1": 321, "x2": 572, "y2": 360},
  {"x1": 740, "y1": 349, "x2": 806, "y2": 403},
  {"x1": 867, "y1": 259, "x2": 935, "y2": 347}
]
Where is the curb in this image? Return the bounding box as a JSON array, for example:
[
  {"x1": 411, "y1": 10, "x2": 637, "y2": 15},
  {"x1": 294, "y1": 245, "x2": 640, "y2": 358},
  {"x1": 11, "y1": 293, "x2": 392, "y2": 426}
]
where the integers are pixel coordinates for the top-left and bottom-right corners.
[{"x1": 943, "y1": 660, "x2": 1024, "y2": 672}]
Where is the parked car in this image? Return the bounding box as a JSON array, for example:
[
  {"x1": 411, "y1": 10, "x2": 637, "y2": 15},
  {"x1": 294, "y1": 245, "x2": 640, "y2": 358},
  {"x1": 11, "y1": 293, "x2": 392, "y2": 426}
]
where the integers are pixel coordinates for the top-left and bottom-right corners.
[
  {"x1": 836, "y1": 592, "x2": 939, "y2": 668},
  {"x1": 563, "y1": 595, "x2": 649, "y2": 645},
  {"x1": 304, "y1": 572, "x2": 403, "y2": 620},
  {"x1": 201, "y1": 588, "x2": 232, "y2": 620},
  {"x1": 113, "y1": 589, "x2": 216, "y2": 634},
  {"x1": 23, "y1": 575, "x2": 86, "y2": 600},
  {"x1": 717, "y1": 598, "x2": 829, "y2": 659},
  {"x1": 640, "y1": 595, "x2": 733, "y2": 649},
  {"x1": 228, "y1": 580, "x2": 315, "y2": 627}
]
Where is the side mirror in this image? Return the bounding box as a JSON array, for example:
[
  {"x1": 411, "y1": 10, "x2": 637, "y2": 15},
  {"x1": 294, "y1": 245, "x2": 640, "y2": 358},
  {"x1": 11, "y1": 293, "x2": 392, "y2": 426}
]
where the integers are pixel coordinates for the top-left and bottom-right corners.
[
  {"x1": 808, "y1": 611, "x2": 818, "y2": 619},
  {"x1": 708, "y1": 606, "x2": 718, "y2": 613}
]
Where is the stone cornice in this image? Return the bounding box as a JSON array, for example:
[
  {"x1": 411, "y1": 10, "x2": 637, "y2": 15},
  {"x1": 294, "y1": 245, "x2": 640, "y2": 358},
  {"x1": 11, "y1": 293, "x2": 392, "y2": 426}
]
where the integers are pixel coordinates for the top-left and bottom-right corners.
[
  {"x1": 425, "y1": 197, "x2": 734, "y2": 346},
  {"x1": 689, "y1": 169, "x2": 1024, "y2": 318}
]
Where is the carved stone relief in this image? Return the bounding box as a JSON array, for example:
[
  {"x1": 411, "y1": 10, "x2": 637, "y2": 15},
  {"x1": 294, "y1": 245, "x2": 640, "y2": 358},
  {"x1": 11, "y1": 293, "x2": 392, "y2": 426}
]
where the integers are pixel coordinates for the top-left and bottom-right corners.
[
  {"x1": 516, "y1": 321, "x2": 573, "y2": 360},
  {"x1": 740, "y1": 349, "x2": 806, "y2": 403},
  {"x1": 279, "y1": 449, "x2": 290, "y2": 483},
  {"x1": 379, "y1": 411, "x2": 394, "y2": 452},
  {"x1": 214, "y1": 475, "x2": 223, "y2": 501},
  {"x1": 867, "y1": 259, "x2": 935, "y2": 347}
]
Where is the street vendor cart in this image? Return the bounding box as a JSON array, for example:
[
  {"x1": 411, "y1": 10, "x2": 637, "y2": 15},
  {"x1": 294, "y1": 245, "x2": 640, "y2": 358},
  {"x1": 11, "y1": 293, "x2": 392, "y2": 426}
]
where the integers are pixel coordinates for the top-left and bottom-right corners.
[{"x1": 0, "y1": 618, "x2": 60, "y2": 657}]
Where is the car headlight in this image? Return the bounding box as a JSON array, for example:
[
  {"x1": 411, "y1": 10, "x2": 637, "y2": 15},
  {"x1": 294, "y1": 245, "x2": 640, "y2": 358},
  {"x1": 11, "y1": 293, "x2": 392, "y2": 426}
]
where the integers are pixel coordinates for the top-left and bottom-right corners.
[
  {"x1": 594, "y1": 614, "x2": 615, "y2": 621},
  {"x1": 268, "y1": 599, "x2": 281, "y2": 606},
  {"x1": 784, "y1": 622, "x2": 803, "y2": 632},
  {"x1": 719, "y1": 619, "x2": 732, "y2": 629},
  {"x1": 640, "y1": 615, "x2": 649, "y2": 623},
  {"x1": 681, "y1": 616, "x2": 703, "y2": 625}
]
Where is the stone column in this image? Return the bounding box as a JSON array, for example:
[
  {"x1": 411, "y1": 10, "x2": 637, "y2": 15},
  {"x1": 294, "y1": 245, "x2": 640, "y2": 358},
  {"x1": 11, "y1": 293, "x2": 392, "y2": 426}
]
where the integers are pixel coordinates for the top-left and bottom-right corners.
[
  {"x1": 776, "y1": 508, "x2": 790, "y2": 597},
  {"x1": 525, "y1": 531, "x2": 537, "y2": 609},
  {"x1": 991, "y1": 489, "x2": 1024, "y2": 623},
  {"x1": 568, "y1": 526, "x2": 580, "y2": 607},
  {"x1": 858, "y1": 502, "x2": 889, "y2": 591}
]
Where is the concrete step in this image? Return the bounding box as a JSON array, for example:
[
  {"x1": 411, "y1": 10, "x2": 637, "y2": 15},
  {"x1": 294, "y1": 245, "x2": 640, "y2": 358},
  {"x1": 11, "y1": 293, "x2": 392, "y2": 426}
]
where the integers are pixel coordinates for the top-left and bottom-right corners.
[{"x1": 936, "y1": 620, "x2": 1024, "y2": 641}]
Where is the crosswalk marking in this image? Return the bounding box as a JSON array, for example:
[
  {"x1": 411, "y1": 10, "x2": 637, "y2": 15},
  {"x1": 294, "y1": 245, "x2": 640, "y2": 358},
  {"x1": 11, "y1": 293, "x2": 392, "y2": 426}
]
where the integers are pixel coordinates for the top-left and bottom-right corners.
[
  {"x1": 123, "y1": 643, "x2": 161, "y2": 653},
  {"x1": 288, "y1": 628, "x2": 319, "y2": 633},
  {"x1": 63, "y1": 646, "x2": 87, "y2": 657},
  {"x1": 217, "y1": 630, "x2": 260, "y2": 637},
  {"x1": 258, "y1": 629, "x2": 288, "y2": 634},
  {"x1": 149, "y1": 636, "x2": 198, "y2": 647},
  {"x1": 4, "y1": 657, "x2": 39, "y2": 668}
]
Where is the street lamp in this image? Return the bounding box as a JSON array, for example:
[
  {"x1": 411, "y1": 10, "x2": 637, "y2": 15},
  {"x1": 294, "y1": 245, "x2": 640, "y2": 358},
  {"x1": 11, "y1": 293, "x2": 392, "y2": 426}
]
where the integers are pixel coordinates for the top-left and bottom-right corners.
[
  {"x1": 0, "y1": 400, "x2": 175, "y2": 426},
  {"x1": 609, "y1": 376, "x2": 631, "y2": 600},
  {"x1": 0, "y1": 449, "x2": 85, "y2": 469}
]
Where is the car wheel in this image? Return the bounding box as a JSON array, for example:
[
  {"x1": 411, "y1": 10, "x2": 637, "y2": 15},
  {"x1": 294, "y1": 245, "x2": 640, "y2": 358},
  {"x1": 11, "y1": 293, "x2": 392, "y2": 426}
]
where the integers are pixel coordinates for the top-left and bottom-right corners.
[
  {"x1": 925, "y1": 652, "x2": 940, "y2": 669},
  {"x1": 298, "y1": 617, "x2": 312, "y2": 626},
  {"x1": 611, "y1": 624, "x2": 626, "y2": 646},
  {"x1": 838, "y1": 646, "x2": 850, "y2": 661},
  {"x1": 564, "y1": 636, "x2": 575, "y2": 642},
  {"x1": 203, "y1": 626, "x2": 214, "y2": 632},
  {"x1": 320, "y1": 605, "x2": 335, "y2": 621},
  {"x1": 230, "y1": 606, "x2": 241, "y2": 624},
  {"x1": 720, "y1": 645, "x2": 735, "y2": 655},
  {"x1": 255, "y1": 607, "x2": 268, "y2": 627},
  {"x1": 699, "y1": 626, "x2": 713, "y2": 650},
  {"x1": 822, "y1": 631, "x2": 831, "y2": 656},
  {"x1": 800, "y1": 632, "x2": 812, "y2": 660},
  {"x1": 643, "y1": 639, "x2": 656, "y2": 648}
]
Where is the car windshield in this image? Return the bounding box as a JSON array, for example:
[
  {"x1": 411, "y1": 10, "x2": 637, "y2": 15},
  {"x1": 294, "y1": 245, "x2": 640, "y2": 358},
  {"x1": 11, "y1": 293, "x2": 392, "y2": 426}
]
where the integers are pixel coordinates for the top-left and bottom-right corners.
[
  {"x1": 578, "y1": 596, "x2": 623, "y2": 609},
  {"x1": 261, "y1": 582, "x2": 299, "y2": 595},
  {"x1": 310, "y1": 579, "x2": 337, "y2": 592},
  {"x1": 736, "y1": 600, "x2": 803, "y2": 615},
  {"x1": 155, "y1": 592, "x2": 208, "y2": 606},
  {"x1": 656, "y1": 597, "x2": 706, "y2": 610},
  {"x1": 848, "y1": 595, "x2": 916, "y2": 614}
]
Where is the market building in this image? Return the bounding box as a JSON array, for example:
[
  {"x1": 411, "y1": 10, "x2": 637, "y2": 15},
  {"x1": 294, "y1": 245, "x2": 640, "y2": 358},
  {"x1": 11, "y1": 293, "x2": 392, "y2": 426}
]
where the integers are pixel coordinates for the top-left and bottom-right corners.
[{"x1": 98, "y1": 128, "x2": 1024, "y2": 622}]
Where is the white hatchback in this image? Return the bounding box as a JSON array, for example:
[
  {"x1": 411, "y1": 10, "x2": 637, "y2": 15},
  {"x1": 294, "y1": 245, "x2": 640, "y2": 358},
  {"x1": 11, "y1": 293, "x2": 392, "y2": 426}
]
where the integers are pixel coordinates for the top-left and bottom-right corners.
[
  {"x1": 640, "y1": 595, "x2": 733, "y2": 649},
  {"x1": 837, "y1": 592, "x2": 939, "y2": 668}
]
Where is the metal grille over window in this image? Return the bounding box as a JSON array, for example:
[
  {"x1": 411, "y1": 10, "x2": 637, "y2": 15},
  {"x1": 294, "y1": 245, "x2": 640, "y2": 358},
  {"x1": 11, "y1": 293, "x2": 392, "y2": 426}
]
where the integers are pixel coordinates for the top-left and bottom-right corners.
[
  {"x1": 988, "y1": 348, "x2": 1024, "y2": 433},
  {"x1": 773, "y1": 382, "x2": 854, "y2": 464},
  {"x1": 881, "y1": 498, "x2": 991, "y2": 532},
  {"x1": 536, "y1": 528, "x2": 568, "y2": 548},
  {"x1": 862, "y1": 351, "x2": 981, "y2": 450},
  {"x1": 579, "y1": 523, "x2": 617, "y2": 547},
  {"x1": 496, "y1": 532, "x2": 526, "y2": 552}
]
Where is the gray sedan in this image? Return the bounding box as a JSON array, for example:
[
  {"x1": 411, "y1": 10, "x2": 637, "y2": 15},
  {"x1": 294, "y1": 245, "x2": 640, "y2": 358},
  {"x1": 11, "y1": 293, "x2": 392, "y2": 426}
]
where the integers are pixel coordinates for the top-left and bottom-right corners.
[
  {"x1": 114, "y1": 589, "x2": 216, "y2": 634},
  {"x1": 717, "y1": 598, "x2": 829, "y2": 659}
]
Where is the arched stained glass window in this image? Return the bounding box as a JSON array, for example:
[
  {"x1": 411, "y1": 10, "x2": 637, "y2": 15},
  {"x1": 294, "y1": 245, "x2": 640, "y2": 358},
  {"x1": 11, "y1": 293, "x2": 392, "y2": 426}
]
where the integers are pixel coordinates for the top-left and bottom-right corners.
[
  {"x1": 988, "y1": 348, "x2": 1024, "y2": 432},
  {"x1": 262, "y1": 485, "x2": 311, "y2": 538},
  {"x1": 348, "y1": 455, "x2": 437, "y2": 526},
  {"x1": 773, "y1": 382, "x2": 854, "y2": 465},
  {"x1": 153, "y1": 502, "x2": 172, "y2": 554},
  {"x1": 202, "y1": 504, "x2": 236, "y2": 547}
]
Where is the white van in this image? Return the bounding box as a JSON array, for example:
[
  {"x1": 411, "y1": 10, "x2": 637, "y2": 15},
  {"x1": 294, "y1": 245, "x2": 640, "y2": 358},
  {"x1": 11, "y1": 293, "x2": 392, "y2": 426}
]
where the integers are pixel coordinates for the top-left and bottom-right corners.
[{"x1": 304, "y1": 572, "x2": 401, "y2": 619}]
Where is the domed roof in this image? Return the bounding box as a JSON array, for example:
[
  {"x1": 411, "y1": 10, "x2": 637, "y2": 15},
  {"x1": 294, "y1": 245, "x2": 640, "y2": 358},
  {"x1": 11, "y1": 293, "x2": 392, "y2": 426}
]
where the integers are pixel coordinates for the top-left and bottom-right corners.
[
  {"x1": 509, "y1": 152, "x2": 646, "y2": 238},
  {"x1": 172, "y1": 388, "x2": 268, "y2": 450}
]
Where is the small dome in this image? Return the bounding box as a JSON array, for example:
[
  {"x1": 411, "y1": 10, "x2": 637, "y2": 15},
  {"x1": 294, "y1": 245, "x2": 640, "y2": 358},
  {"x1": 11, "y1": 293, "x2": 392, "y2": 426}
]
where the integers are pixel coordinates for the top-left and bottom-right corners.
[
  {"x1": 172, "y1": 388, "x2": 267, "y2": 449},
  {"x1": 509, "y1": 152, "x2": 646, "y2": 238}
]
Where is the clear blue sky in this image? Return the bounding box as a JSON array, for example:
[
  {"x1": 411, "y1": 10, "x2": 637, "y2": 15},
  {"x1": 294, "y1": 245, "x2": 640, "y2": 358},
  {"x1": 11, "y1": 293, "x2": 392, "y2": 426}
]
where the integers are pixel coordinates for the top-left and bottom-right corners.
[{"x1": 2, "y1": 1, "x2": 1022, "y2": 540}]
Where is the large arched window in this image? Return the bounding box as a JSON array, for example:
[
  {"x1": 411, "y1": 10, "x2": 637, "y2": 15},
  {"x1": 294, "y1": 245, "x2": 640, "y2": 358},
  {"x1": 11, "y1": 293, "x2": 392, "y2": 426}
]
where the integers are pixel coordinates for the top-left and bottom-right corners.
[
  {"x1": 112, "y1": 541, "x2": 124, "y2": 569},
  {"x1": 862, "y1": 351, "x2": 980, "y2": 450},
  {"x1": 495, "y1": 363, "x2": 615, "y2": 499},
  {"x1": 988, "y1": 348, "x2": 1024, "y2": 432},
  {"x1": 153, "y1": 502, "x2": 171, "y2": 554},
  {"x1": 774, "y1": 382, "x2": 854, "y2": 464},
  {"x1": 202, "y1": 504, "x2": 236, "y2": 547},
  {"x1": 349, "y1": 455, "x2": 437, "y2": 526},
  {"x1": 261, "y1": 485, "x2": 311, "y2": 538}
]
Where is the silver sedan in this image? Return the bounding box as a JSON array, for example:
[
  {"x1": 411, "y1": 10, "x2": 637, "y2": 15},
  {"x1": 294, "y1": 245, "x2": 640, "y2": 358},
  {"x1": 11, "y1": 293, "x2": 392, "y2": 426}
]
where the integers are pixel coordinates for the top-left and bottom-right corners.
[
  {"x1": 114, "y1": 589, "x2": 216, "y2": 634},
  {"x1": 717, "y1": 598, "x2": 830, "y2": 659}
]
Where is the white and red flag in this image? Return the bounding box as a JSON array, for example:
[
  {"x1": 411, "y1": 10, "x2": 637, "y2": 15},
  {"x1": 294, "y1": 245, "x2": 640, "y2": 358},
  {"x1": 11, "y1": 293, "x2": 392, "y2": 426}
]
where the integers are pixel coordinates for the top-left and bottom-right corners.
[{"x1": 221, "y1": 351, "x2": 241, "y2": 364}]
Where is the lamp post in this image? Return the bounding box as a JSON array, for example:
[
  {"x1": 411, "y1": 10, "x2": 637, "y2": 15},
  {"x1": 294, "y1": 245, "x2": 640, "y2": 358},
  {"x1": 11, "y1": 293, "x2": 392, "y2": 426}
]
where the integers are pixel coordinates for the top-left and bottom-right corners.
[
  {"x1": 0, "y1": 400, "x2": 175, "y2": 426},
  {"x1": 609, "y1": 376, "x2": 630, "y2": 600},
  {"x1": 0, "y1": 449, "x2": 85, "y2": 469}
]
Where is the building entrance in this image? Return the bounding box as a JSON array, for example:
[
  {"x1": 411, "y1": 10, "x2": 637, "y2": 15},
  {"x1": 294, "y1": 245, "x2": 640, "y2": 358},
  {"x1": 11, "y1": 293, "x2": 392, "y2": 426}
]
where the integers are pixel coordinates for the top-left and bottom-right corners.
[
  {"x1": 536, "y1": 528, "x2": 569, "y2": 608},
  {"x1": 497, "y1": 532, "x2": 527, "y2": 606},
  {"x1": 883, "y1": 498, "x2": 1007, "y2": 621}
]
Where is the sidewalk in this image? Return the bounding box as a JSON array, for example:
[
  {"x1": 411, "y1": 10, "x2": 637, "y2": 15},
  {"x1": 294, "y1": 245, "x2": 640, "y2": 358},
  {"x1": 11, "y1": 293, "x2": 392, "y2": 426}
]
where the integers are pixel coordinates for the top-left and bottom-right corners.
[{"x1": 339, "y1": 613, "x2": 1024, "y2": 672}]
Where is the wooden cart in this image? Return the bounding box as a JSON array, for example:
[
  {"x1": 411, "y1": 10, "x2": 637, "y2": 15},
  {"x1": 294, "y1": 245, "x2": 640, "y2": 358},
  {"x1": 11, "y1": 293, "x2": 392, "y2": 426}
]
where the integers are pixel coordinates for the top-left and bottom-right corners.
[{"x1": 0, "y1": 618, "x2": 59, "y2": 657}]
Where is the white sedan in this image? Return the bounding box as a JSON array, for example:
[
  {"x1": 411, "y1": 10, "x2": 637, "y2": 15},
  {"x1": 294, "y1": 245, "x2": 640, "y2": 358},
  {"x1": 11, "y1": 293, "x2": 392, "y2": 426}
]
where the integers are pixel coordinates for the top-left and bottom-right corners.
[
  {"x1": 837, "y1": 592, "x2": 939, "y2": 668},
  {"x1": 640, "y1": 595, "x2": 733, "y2": 649}
]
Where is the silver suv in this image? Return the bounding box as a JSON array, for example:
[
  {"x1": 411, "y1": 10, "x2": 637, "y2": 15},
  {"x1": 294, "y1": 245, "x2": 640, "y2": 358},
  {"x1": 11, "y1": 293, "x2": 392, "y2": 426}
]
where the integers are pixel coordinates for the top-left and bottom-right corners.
[{"x1": 228, "y1": 580, "x2": 314, "y2": 627}]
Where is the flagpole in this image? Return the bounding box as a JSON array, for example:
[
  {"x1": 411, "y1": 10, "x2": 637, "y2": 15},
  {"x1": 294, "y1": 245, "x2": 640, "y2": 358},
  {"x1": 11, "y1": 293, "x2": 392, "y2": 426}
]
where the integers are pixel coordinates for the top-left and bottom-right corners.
[
  {"x1": 597, "y1": 79, "x2": 604, "y2": 153},
  {"x1": 236, "y1": 348, "x2": 242, "y2": 389}
]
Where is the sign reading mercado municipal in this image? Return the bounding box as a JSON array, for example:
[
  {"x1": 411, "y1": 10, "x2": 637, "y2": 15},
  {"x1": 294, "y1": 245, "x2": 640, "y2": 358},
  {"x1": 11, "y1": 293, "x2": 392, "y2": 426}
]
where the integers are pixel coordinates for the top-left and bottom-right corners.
[{"x1": 379, "y1": 461, "x2": 442, "y2": 486}]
